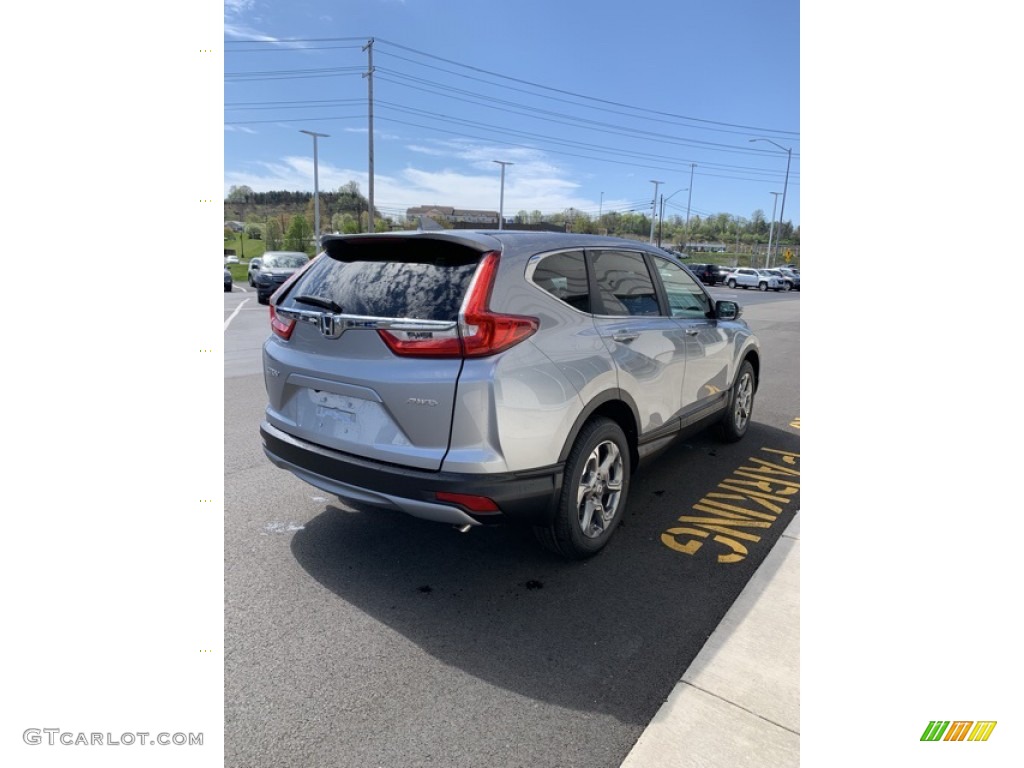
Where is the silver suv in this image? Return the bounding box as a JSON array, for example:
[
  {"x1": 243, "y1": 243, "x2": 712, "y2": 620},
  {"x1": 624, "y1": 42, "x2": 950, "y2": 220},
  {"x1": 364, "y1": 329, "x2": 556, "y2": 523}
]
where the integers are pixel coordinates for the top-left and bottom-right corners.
[
  {"x1": 725, "y1": 268, "x2": 784, "y2": 292},
  {"x1": 260, "y1": 231, "x2": 761, "y2": 558}
]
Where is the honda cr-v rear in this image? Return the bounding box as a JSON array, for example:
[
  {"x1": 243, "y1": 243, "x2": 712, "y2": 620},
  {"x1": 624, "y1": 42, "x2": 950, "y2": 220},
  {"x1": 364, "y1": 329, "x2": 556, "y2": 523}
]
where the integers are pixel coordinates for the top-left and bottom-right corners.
[{"x1": 261, "y1": 231, "x2": 761, "y2": 558}]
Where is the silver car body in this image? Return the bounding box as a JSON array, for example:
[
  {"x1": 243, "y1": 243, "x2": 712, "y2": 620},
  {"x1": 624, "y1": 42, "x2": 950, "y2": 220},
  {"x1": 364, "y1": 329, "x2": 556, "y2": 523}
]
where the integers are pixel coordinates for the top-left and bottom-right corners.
[{"x1": 260, "y1": 231, "x2": 760, "y2": 533}]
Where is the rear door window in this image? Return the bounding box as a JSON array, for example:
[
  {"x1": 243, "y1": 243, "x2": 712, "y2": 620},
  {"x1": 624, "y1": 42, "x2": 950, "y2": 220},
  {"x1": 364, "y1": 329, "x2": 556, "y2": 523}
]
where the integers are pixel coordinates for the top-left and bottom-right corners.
[{"x1": 590, "y1": 250, "x2": 662, "y2": 316}]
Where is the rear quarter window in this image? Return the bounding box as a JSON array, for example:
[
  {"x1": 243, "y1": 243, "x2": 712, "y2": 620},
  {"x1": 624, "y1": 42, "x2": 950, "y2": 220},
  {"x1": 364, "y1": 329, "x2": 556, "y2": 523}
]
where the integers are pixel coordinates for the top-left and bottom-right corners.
[{"x1": 531, "y1": 250, "x2": 591, "y2": 313}]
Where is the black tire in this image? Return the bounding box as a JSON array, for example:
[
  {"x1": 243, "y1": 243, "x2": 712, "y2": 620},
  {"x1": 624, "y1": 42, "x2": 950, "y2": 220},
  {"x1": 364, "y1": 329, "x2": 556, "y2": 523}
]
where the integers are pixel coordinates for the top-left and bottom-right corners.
[
  {"x1": 257, "y1": 294, "x2": 269, "y2": 305},
  {"x1": 720, "y1": 360, "x2": 756, "y2": 442},
  {"x1": 535, "y1": 417, "x2": 630, "y2": 559},
  {"x1": 727, "y1": 279, "x2": 737, "y2": 288},
  {"x1": 758, "y1": 282, "x2": 768, "y2": 291},
  {"x1": 225, "y1": 284, "x2": 232, "y2": 292}
]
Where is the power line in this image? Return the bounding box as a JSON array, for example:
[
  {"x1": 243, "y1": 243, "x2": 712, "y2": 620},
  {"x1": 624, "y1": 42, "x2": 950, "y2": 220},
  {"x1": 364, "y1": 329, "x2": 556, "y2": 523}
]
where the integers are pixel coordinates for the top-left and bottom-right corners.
[
  {"x1": 373, "y1": 38, "x2": 798, "y2": 138},
  {"x1": 222, "y1": 35, "x2": 797, "y2": 140}
]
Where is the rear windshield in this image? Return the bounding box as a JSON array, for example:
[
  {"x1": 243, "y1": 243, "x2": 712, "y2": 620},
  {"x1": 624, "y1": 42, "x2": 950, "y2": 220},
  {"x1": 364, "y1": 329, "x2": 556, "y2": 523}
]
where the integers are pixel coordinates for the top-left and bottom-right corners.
[
  {"x1": 283, "y1": 240, "x2": 482, "y2": 321},
  {"x1": 262, "y1": 253, "x2": 308, "y2": 269}
]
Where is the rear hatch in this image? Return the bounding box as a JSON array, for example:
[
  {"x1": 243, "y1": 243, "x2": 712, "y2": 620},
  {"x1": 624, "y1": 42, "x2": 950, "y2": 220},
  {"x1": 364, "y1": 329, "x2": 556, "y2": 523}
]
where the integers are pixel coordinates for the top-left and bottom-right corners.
[{"x1": 262, "y1": 234, "x2": 494, "y2": 471}]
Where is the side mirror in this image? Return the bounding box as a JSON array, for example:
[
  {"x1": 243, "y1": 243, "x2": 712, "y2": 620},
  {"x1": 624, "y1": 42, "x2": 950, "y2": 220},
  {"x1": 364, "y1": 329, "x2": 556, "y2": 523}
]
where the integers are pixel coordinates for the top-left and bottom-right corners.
[
  {"x1": 251, "y1": 260, "x2": 261, "y2": 270},
  {"x1": 715, "y1": 300, "x2": 742, "y2": 320}
]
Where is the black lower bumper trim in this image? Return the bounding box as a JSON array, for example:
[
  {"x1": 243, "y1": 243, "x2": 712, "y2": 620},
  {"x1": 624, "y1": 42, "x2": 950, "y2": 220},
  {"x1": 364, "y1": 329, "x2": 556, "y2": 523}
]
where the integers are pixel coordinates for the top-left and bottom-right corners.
[{"x1": 260, "y1": 422, "x2": 564, "y2": 525}]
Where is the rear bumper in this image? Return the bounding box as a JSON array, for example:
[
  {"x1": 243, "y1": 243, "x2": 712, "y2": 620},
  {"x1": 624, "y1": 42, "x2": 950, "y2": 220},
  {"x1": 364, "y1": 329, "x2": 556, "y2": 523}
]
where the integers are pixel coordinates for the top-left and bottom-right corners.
[{"x1": 260, "y1": 421, "x2": 563, "y2": 526}]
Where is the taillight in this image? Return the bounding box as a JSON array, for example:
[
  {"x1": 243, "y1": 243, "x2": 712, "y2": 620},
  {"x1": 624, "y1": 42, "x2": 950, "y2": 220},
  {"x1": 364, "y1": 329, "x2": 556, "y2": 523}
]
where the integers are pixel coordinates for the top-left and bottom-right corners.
[
  {"x1": 460, "y1": 251, "x2": 539, "y2": 357},
  {"x1": 269, "y1": 305, "x2": 295, "y2": 340},
  {"x1": 435, "y1": 492, "x2": 501, "y2": 514},
  {"x1": 379, "y1": 251, "x2": 537, "y2": 358}
]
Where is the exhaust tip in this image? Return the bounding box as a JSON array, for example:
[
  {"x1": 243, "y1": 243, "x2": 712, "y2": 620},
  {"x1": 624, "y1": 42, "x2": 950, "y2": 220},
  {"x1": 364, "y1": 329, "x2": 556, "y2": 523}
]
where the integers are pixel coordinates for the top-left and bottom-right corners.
[{"x1": 454, "y1": 524, "x2": 472, "y2": 534}]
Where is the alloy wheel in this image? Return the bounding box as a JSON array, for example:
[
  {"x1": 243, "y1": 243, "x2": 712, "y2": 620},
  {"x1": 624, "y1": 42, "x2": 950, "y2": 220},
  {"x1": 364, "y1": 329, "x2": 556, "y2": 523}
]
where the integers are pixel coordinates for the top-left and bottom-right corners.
[
  {"x1": 576, "y1": 440, "x2": 624, "y2": 538},
  {"x1": 732, "y1": 370, "x2": 754, "y2": 432}
]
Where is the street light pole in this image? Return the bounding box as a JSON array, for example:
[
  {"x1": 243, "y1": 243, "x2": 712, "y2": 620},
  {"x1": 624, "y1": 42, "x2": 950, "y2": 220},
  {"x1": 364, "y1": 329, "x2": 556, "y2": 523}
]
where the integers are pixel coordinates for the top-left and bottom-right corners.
[
  {"x1": 493, "y1": 160, "x2": 513, "y2": 230},
  {"x1": 649, "y1": 180, "x2": 663, "y2": 243},
  {"x1": 300, "y1": 130, "x2": 329, "y2": 250},
  {"x1": 750, "y1": 138, "x2": 792, "y2": 262},
  {"x1": 659, "y1": 187, "x2": 687, "y2": 248}
]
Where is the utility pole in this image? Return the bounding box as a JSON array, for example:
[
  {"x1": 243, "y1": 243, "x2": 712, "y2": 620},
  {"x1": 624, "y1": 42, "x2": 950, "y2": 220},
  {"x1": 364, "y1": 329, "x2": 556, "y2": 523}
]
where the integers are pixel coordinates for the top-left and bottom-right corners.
[
  {"x1": 658, "y1": 194, "x2": 664, "y2": 247},
  {"x1": 684, "y1": 163, "x2": 696, "y2": 253},
  {"x1": 648, "y1": 180, "x2": 663, "y2": 243},
  {"x1": 363, "y1": 38, "x2": 375, "y2": 233},
  {"x1": 749, "y1": 139, "x2": 792, "y2": 266},
  {"x1": 767, "y1": 192, "x2": 781, "y2": 268}
]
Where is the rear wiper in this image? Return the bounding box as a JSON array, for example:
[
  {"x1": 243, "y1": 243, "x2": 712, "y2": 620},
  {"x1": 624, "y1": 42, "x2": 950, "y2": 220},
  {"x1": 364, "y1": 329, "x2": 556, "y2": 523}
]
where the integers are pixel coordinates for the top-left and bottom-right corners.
[{"x1": 293, "y1": 294, "x2": 344, "y2": 313}]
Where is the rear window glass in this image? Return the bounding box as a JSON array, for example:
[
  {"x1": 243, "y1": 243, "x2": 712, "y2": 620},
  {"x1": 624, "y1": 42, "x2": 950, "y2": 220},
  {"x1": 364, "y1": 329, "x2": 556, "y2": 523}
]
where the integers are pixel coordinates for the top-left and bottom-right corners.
[
  {"x1": 262, "y1": 253, "x2": 308, "y2": 269},
  {"x1": 284, "y1": 241, "x2": 481, "y2": 321}
]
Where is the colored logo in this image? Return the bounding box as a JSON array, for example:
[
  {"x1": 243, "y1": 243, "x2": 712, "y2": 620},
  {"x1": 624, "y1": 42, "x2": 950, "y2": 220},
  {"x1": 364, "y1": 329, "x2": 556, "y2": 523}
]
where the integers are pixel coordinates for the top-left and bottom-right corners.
[{"x1": 921, "y1": 721, "x2": 997, "y2": 742}]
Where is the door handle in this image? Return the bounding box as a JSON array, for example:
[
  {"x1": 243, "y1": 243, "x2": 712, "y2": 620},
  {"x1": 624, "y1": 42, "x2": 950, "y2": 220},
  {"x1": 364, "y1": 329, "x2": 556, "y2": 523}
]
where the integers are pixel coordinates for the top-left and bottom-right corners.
[
  {"x1": 685, "y1": 328, "x2": 699, "y2": 336},
  {"x1": 611, "y1": 331, "x2": 639, "y2": 343}
]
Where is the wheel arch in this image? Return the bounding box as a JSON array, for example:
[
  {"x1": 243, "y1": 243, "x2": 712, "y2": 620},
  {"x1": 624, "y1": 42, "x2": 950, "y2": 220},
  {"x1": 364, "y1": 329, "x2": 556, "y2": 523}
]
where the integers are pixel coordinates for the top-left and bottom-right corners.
[
  {"x1": 557, "y1": 390, "x2": 640, "y2": 471},
  {"x1": 740, "y1": 348, "x2": 761, "y2": 392}
]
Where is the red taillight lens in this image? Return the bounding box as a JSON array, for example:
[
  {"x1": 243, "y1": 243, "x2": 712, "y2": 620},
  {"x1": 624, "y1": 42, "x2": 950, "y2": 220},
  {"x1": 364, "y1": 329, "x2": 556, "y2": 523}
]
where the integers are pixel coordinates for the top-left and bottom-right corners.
[
  {"x1": 379, "y1": 251, "x2": 538, "y2": 358},
  {"x1": 461, "y1": 251, "x2": 539, "y2": 357},
  {"x1": 269, "y1": 305, "x2": 295, "y2": 340},
  {"x1": 435, "y1": 492, "x2": 501, "y2": 513}
]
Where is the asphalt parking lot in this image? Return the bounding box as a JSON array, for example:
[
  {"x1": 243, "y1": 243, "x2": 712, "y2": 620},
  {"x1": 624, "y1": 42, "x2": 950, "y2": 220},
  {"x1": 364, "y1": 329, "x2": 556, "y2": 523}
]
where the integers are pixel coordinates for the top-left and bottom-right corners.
[{"x1": 224, "y1": 284, "x2": 800, "y2": 768}]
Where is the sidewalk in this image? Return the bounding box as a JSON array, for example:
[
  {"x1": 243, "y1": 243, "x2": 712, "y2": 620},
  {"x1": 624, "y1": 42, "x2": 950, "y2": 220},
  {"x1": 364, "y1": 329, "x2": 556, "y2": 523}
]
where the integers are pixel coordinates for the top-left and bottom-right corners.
[{"x1": 621, "y1": 513, "x2": 800, "y2": 768}]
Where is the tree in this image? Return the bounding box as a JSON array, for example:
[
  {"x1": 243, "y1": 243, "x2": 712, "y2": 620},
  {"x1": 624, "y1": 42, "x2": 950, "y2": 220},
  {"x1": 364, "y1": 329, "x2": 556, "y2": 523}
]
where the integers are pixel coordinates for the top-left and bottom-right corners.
[
  {"x1": 265, "y1": 218, "x2": 283, "y2": 250},
  {"x1": 751, "y1": 209, "x2": 767, "y2": 235},
  {"x1": 284, "y1": 214, "x2": 313, "y2": 252},
  {"x1": 226, "y1": 185, "x2": 254, "y2": 203},
  {"x1": 245, "y1": 214, "x2": 263, "y2": 240}
]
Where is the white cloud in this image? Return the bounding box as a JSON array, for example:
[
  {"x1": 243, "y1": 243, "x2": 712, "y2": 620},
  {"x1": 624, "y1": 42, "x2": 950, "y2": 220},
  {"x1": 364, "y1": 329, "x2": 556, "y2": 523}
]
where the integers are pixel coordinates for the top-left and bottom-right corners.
[
  {"x1": 224, "y1": 0, "x2": 255, "y2": 18},
  {"x1": 225, "y1": 143, "x2": 606, "y2": 216}
]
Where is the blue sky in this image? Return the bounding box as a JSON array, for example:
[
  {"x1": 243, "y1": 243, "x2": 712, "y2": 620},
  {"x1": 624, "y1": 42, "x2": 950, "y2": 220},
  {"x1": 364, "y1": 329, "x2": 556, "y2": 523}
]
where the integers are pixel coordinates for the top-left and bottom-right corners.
[{"x1": 224, "y1": 0, "x2": 799, "y2": 229}]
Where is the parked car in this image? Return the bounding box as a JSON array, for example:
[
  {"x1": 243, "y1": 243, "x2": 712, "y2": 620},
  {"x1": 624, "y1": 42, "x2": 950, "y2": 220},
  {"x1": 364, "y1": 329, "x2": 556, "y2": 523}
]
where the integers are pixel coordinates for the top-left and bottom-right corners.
[
  {"x1": 225, "y1": 254, "x2": 240, "y2": 265},
  {"x1": 247, "y1": 258, "x2": 261, "y2": 286},
  {"x1": 704, "y1": 264, "x2": 733, "y2": 286},
  {"x1": 686, "y1": 264, "x2": 713, "y2": 285},
  {"x1": 773, "y1": 267, "x2": 800, "y2": 291},
  {"x1": 260, "y1": 231, "x2": 762, "y2": 559},
  {"x1": 725, "y1": 268, "x2": 784, "y2": 291},
  {"x1": 250, "y1": 251, "x2": 310, "y2": 303},
  {"x1": 224, "y1": 267, "x2": 233, "y2": 292},
  {"x1": 764, "y1": 268, "x2": 797, "y2": 291},
  {"x1": 685, "y1": 263, "x2": 732, "y2": 286}
]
